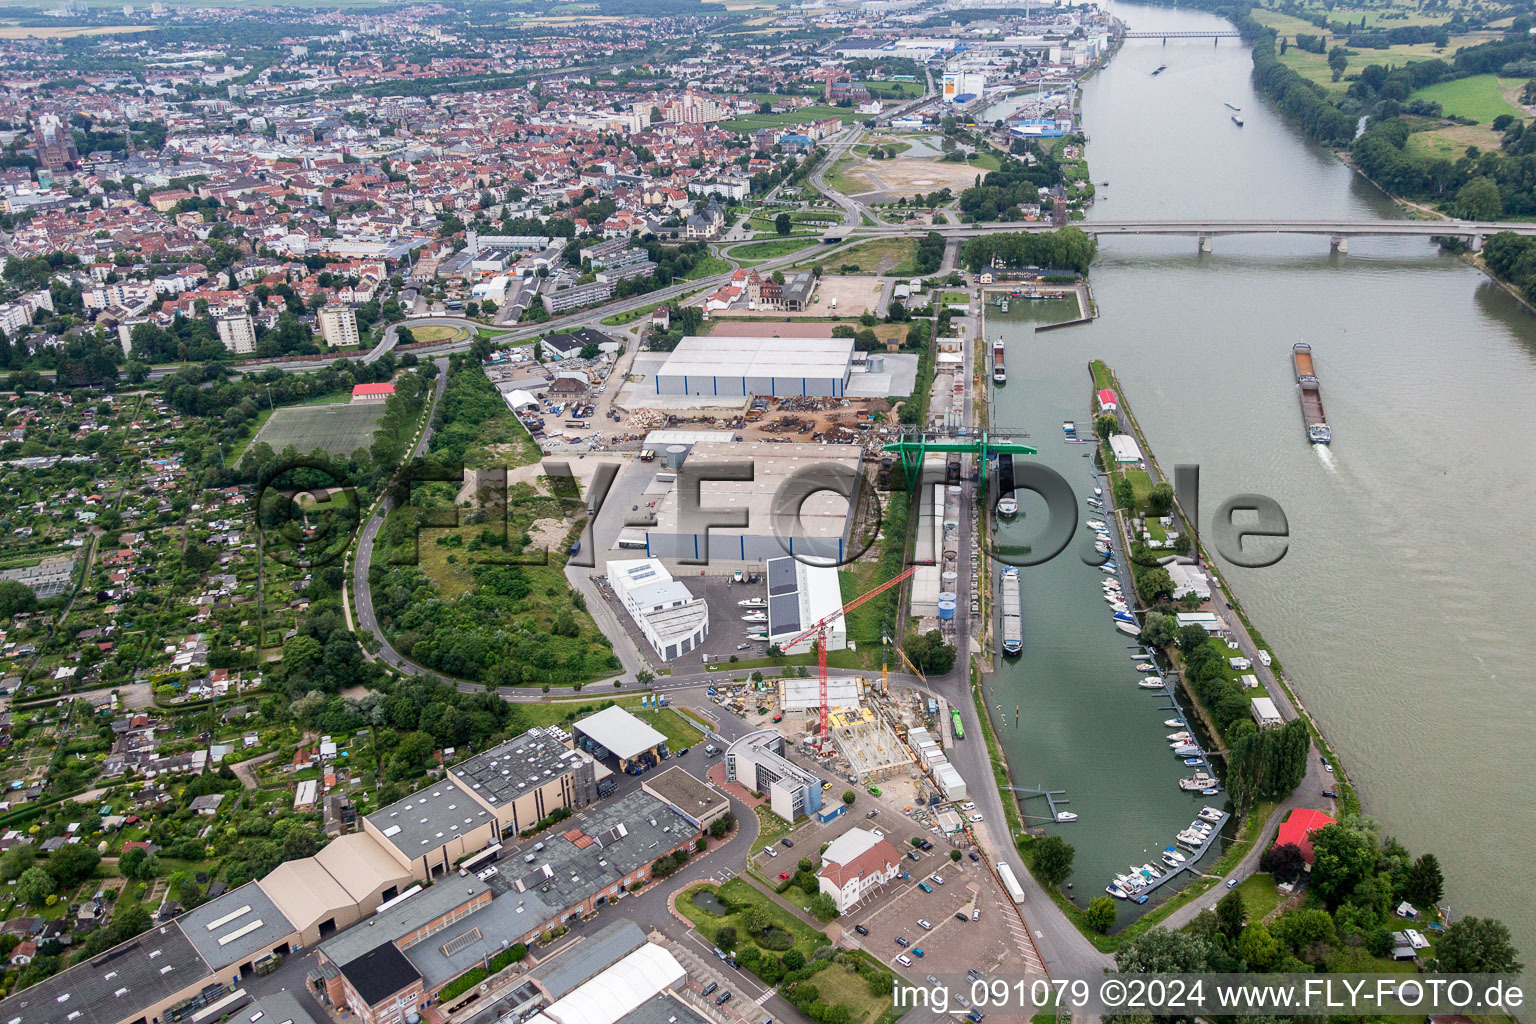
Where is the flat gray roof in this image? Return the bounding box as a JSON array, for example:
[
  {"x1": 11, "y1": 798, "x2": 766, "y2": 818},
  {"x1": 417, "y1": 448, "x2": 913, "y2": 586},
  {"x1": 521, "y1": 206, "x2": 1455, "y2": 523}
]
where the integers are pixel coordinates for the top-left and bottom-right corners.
[
  {"x1": 615, "y1": 993, "x2": 713, "y2": 1024},
  {"x1": 402, "y1": 886, "x2": 558, "y2": 991},
  {"x1": 177, "y1": 880, "x2": 297, "y2": 970},
  {"x1": 574, "y1": 706, "x2": 665, "y2": 761},
  {"x1": 319, "y1": 875, "x2": 492, "y2": 969},
  {"x1": 643, "y1": 767, "x2": 728, "y2": 826},
  {"x1": 506, "y1": 790, "x2": 695, "y2": 912},
  {"x1": 527, "y1": 921, "x2": 646, "y2": 999},
  {"x1": 450, "y1": 726, "x2": 586, "y2": 809},
  {"x1": 0, "y1": 924, "x2": 208, "y2": 1024},
  {"x1": 657, "y1": 336, "x2": 854, "y2": 381},
  {"x1": 365, "y1": 778, "x2": 496, "y2": 861}
]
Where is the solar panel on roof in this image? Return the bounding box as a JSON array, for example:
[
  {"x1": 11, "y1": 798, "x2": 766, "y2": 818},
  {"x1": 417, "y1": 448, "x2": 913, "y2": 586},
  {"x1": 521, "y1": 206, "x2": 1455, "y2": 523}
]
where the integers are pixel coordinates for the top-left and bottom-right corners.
[
  {"x1": 767, "y1": 558, "x2": 797, "y2": 596},
  {"x1": 769, "y1": 593, "x2": 800, "y2": 635}
]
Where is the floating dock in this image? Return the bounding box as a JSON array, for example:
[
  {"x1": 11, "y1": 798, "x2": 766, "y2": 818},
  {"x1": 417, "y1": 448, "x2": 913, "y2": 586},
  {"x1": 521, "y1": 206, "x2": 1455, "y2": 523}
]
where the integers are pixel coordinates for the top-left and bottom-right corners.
[{"x1": 1106, "y1": 809, "x2": 1232, "y2": 901}]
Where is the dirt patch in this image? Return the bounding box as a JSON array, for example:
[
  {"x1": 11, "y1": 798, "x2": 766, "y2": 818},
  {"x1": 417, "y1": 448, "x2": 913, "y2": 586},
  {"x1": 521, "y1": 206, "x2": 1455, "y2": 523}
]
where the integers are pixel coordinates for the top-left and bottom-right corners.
[
  {"x1": 527, "y1": 517, "x2": 568, "y2": 552},
  {"x1": 850, "y1": 156, "x2": 982, "y2": 197}
]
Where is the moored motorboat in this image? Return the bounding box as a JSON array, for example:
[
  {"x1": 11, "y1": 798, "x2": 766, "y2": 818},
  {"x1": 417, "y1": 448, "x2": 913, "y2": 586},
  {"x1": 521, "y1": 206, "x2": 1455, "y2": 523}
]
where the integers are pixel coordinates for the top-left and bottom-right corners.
[
  {"x1": 1167, "y1": 731, "x2": 1193, "y2": 743},
  {"x1": 1135, "y1": 662, "x2": 1158, "y2": 672},
  {"x1": 1163, "y1": 846, "x2": 1187, "y2": 864},
  {"x1": 1138, "y1": 678, "x2": 1166, "y2": 689},
  {"x1": 1165, "y1": 718, "x2": 1185, "y2": 728},
  {"x1": 1198, "y1": 807, "x2": 1224, "y2": 823},
  {"x1": 1117, "y1": 620, "x2": 1141, "y2": 636},
  {"x1": 1183, "y1": 757, "x2": 1204, "y2": 766},
  {"x1": 1055, "y1": 811, "x2": 1078, "y2": 822},
  {"x1": 738, "y1": 597, "x2": 766, "y2": 608}
]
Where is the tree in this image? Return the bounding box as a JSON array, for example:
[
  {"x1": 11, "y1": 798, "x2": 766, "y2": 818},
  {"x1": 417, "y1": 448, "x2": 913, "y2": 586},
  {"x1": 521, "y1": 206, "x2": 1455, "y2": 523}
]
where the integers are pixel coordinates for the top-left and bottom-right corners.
[
  {"x1": 1084, "y1": 896, "x2": 1117, "y2": 934},
  {"x1": 1433, "y1": 917, "x2": 1523, "y2": 973},
  {"x1": 1178, "y1": 624, "x2": 1211, "y2": 652},
  {"x1": 1139, "y1": 611, "x2": 1177, "y2": 648},
  {"x1": 1029, "y1": 835, "x2": 1075, "y2": 887},
  {"x1": 1216, "y1": 889, "x2": 1246, "y2": 940},
  {"x1": 1328, "y1": 46, "x2": 1349, "y2": 80},
  {"x1": 775, "y1": 212, "x2": 793, "y2": 235},
  {"x1": 744, "y1": 906, "x2": 770, "y2": 936},
  {"x1": 16, "y1": 866, "x2": 53, "y2": 905},
  {"x1": 1146, "y1": 482, "x2": 1174, "y2": 516},
  {"x1": 1259, "y1": 843, "x2": 1309, "y2": 885},
  {"x1": 1239, "y1": 922, "x2": 1281, "y2": 970},
  {"x1": 0, "y1": 580, "x2": 38, "y2": 618},
  {"x1": 636, "y1": 669, "x2": 655, "y2": 687},
  {"x1": 842, "y1": 790, "x2": 856, "y2": 805},
  {"x1": 1309, "y1": 823, "x2": 1378, "y2": 905},
  {"x1": 1114, "y1": 929, "x2": 1214, "y2": 973},
  {"x1": 1455, "y1": 176, "x2": 1503, "y2": 220},
  {"x1": 716, "y1": 925, "x2": 738, "y2": 950},
  {"x1": 1402, "y1": 852, "x2": 1444, "y2": 906},
  {"x1": 1113, "y1": 477, "x2": 1135, "y2": 509},
  {"x1": 1135, "y1": 566, "x2": 1175, "y2": 605},
  {"x1": 950, "y1": 849, "x2": 962, "y2": 862},
  {"x1": 809, "y1": 893, "x2": 840, "y2": 921},
  {"x1": 49, "y1": 844, "x2": 100, "y2": 887},
  {"x1": 1094, "y1": 412, "x2": 1118, "y2": 441}
]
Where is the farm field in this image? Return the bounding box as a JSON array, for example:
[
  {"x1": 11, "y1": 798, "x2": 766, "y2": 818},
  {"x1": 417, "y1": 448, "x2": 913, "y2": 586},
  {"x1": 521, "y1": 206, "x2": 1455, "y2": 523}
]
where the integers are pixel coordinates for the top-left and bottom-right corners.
[
  {"x1": 251, "y1": 400, "x2": 386, "y2": 456},
  {"x1": 1411, "y1": 74, "x2": 1526, "y2": 123}
]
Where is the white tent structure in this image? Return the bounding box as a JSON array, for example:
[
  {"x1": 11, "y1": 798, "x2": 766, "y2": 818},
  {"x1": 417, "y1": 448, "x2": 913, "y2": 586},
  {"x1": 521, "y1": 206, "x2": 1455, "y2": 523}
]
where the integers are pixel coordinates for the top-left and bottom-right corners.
[{"x1": 537, "y1": 944, "x2": 687, "y2": 1024}]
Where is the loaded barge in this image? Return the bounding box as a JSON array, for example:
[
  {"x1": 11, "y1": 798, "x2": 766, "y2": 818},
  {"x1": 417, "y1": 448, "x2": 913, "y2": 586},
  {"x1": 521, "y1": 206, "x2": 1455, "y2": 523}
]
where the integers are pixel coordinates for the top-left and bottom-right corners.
[
  {"x1": 993, "y1": 334, "x2": 1007, "y2": 384},
  {"x1": 1292, "y1": 342, "x2": 1331, "y2": 444},
  {"x1": 1000, "y1": 567, "x2": 1023, "y2": 656}
]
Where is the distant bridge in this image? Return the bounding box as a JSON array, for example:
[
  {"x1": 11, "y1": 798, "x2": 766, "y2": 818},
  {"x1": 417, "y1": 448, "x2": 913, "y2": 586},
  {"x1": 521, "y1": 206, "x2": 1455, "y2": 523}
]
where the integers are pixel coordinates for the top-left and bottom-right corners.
[
  {"x1": 865, "y1": 218, "x2": 1536, "y2": 252},
  {"x1": 1122, "y1": 30, "x2": 1241, "y2": 39}
]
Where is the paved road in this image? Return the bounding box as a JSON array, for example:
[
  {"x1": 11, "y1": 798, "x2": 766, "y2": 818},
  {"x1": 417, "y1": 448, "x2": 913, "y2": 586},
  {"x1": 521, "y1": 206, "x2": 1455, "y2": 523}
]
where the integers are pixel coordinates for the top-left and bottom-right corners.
[
  {"x1": 352, "y1": 356, "x2": 450, "y2": 673},
  {"x1": 808, "y1": 126, "x2": 867, "y2": 226}
]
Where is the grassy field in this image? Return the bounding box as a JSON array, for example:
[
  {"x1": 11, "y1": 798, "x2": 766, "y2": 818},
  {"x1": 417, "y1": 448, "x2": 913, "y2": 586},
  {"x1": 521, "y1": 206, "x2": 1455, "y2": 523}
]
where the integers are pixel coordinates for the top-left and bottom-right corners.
[
  {"x1": 517, "y1": 695, "x2": 704, "y2": 749},
  {"x1": 682, "y1": 255, "x2": 734, "y2": 280},
  {"x1": 1411, "y1": 74, "x2": 1525, "y2": 123},
  {"x1": 677, "y1": 878, "x2": 826, "y2": 954},
  {"x1": 826, "y1": 237, "x2": 919, "y2": 274},
  {"x1": 1405, "y1": 120, "x2": 1502, "y2": 160},
  {"x1": 1233, "y1": 872, "x2": 1287, "y2": 922},
  {"x1": 406, "y1": 324, "x2": 462, "y2": 343},
  {"x1": 0, "y1": 24, "x2": 153, "y2": 37},
  {"x1": 722, "y1": 105, "x2": 866, "y2": 132},
  {"x1": 823, "y1": 157, "x2": 867, "y2": 196},
  {"x1": 250, "y1": 399, "x2": 384, "y2": 457},
  {"x1": 728, "y1": 237, "x2": 819, "y2": 261}
]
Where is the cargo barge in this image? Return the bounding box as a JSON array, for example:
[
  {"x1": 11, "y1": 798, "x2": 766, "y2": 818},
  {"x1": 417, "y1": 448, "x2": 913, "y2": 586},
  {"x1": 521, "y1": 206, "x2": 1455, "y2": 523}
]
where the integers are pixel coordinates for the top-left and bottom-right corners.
[
  {"x1": 1000, "y1": 566, "x2": 1023, "y2": 656},
  {"x1": 1292, "y1": 342, "x2": 1331, "y2": 444},
  {"x1": 993, "y1": 334, "x2": 1007, "y2": 384}
]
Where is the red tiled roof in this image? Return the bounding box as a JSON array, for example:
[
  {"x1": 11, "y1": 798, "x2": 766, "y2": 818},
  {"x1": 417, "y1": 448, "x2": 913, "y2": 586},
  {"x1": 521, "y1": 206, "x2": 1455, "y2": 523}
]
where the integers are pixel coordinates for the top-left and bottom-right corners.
[
  {"x1": 819, "y1": 838, "x2": 898, "y2": 890},
  {"x1": 352, "y1": 383, "x2": 396, "y2": 397}
]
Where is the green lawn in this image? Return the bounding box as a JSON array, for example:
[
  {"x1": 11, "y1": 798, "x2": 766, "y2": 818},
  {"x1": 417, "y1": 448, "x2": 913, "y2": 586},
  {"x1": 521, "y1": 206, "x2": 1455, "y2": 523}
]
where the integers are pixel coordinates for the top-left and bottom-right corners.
[
  {"x1": 1411, "y1": 74, "x2": 1524, "y2": 124},
  {"x1": 1233, "y1": 872, "x2": 1286, "y2": 922},
  {"x1": 682, "y1": 255, "x2": 734, "y2": 280},
  {"x1": 824, "y1": 237, "x2": 919, "y2": 274},
  {"x1": 678, "y1": 878, "x2": 827, "y2": 954},
  {"x1": 722, "y1": 105, "x2": 866, "y2": 132},
  {"x1": 728, "y1": 237, "x2": 820, "y2": 261}
]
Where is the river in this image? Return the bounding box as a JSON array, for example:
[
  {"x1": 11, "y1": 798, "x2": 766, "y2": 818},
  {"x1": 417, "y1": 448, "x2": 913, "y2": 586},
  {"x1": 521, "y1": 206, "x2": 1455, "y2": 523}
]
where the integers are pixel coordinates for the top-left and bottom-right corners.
[{"x1": 986, "y1": 1, "x2": 1536, "y2": 950}]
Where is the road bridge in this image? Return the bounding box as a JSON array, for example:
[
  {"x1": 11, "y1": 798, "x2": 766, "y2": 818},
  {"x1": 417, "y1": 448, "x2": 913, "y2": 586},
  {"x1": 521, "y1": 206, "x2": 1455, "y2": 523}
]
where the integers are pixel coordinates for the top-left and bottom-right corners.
[
  {"x1": 1122, "y1": 30, "x2": 1241, "y2": 38},
  {"x1": 866, "y1": 217, "x2": 1536, "y2": 252}
]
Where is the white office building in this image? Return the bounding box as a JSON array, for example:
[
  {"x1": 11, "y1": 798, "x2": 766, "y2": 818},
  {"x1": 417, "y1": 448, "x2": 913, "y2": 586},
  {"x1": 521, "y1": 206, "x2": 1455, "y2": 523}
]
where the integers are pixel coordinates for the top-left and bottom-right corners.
[
  {"x1": 216, "y1": 312, "x2": 257, "y2": 354},
  {"x1": 607, "y1": 558, "x2": 709, "y2": 662}
]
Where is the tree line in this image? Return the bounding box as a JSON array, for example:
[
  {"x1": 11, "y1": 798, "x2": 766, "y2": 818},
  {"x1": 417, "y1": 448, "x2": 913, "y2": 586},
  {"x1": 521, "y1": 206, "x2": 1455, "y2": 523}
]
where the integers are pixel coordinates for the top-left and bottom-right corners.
[{"x1": 960, "y1": 227, "x2": 1097, "y2": 275}]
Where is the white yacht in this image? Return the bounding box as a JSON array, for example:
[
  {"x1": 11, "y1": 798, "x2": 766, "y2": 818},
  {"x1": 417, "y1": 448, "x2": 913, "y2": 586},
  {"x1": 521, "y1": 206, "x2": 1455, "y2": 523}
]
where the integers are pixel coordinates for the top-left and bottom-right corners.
[
  {"x1": 738, "y1": 597, "x2": 766, "y2": 608},
  {"x1": 1117, "y1": 620, "x2": 1141, "y2": 636},
  {"x1": 1085, "y1": 519, "x2": 1107, "y2": 532},
  {"x1": 1138, "y1": 677, "x2": 1166, "y2": 689},
  {"x1": 1055, "y1": 811, "x2": 1078, "y2": 823}
]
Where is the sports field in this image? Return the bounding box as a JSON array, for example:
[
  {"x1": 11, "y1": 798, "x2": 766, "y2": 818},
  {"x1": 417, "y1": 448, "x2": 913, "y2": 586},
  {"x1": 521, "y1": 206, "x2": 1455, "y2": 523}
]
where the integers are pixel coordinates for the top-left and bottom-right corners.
[{"x1": 251, "y1": 401, "x2": 386, "y2": 457}]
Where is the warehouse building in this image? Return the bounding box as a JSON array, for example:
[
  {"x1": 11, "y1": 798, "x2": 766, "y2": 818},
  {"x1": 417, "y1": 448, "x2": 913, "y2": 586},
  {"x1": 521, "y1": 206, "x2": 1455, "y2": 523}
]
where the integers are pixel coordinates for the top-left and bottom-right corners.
[
  {"x1": 607, "y1": 557, "x2": 710, "y2": 662},
  {"x1": 634, "y1": 442, "x2": 862, "y2": 567},
  {"x1": 573, "y1": 704, "x2": 669, "y2": 772},
  {"x1": 726, "y1": 729, "x2": 823, "y2": 822},
  {"x1": 450, "y1": 726, "x2": 601, "y2": 837},
  {"x1": 765, "y1": 554, "x2": 846, "y2": 654},
  {"x1": 653, "y1": 336, "x2": 855, "y2": 398},
  {"x1": 642, "y1": 765, "x2": 731, "y2": 830}
]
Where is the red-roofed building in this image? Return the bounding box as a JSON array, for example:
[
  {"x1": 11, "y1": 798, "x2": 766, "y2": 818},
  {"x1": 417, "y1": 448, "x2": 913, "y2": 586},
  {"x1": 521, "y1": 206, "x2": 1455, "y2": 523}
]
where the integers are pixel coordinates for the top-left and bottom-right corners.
[
  {"x1": 351, "y1": 383, "x2": 395, "y2": 403},
  {"x1": 1096, "y1": 388, "x2": 1119, "y2": 414},
  {"x1": 1273, "y1": 807, "x2": 1337, "y2": 863},
  {"x1": 819, "y1": 827, "x2": 900, "y2": 912}
]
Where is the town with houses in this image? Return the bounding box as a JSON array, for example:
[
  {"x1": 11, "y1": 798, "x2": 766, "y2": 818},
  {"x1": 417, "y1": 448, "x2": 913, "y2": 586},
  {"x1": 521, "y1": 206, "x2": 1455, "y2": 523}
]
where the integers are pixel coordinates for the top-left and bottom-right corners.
[{"x1": 0, "y1": 1, "x2": 1498, "y2": 1024}]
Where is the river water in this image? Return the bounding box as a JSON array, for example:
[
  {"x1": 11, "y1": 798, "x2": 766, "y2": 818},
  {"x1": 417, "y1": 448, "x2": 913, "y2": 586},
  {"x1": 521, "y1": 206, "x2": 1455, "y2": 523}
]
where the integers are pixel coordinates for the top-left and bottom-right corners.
[{"x1": 986, "y1": 1, "x2": 1536, "y2": 949}]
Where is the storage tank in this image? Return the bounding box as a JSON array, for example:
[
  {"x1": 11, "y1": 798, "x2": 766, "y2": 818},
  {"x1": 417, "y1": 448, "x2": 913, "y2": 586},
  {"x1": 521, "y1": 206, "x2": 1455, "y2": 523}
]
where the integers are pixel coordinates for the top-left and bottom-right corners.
[
  {"x1": 664, "y1": 444, "x2": 688, "y2": 470},
  {"x1": 941, "y1": 570, "x2": 958, "y2": 589},
  {"x1": 867, "y1": 353, "x2": 885, "y2": 373},
  {"x1": 937, "y1": 600, "x2": 957, "y2": 621},
  {"x1": 938, "y1": 591, "x2": 958, "y2": 605}
]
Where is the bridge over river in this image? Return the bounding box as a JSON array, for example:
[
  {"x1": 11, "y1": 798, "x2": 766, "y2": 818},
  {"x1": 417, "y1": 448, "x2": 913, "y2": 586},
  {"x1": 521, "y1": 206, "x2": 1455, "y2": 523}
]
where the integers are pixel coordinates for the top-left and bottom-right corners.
[
  {"x1": 862, "y1": 218, "x2": 1536, "y2": 253},
  {"x1": 1121, "y1": 30, "x2": 1240, "y2": 39}
]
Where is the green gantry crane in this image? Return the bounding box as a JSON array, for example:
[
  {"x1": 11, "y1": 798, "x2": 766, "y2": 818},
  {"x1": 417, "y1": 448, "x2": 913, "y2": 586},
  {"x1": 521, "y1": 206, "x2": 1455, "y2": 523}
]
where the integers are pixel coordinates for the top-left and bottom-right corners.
[{"x1": 882, "y1": 430, "x2": 1037, "y2": 489}]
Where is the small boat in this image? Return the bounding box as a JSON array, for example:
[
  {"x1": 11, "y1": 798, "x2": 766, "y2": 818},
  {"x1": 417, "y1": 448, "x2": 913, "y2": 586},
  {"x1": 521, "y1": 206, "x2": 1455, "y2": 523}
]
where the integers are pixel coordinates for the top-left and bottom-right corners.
[
  {"x1": 1063, "y1": 420, "x2": 1077, "y2": 435},
  {"x1": 1138, "y1": 678, "x2": 1167, "y2": 690},
  {"x1": 1172, "y1": 743, "x2": 1202, "y2": 756},
  {"x1": 1167, "y1": 731, "x2": 1193, "y2": 743},
  {"x1": 738, "y1": 598, "x2": 766, "y2": 608},
  {"x1": 1183, "y1": 757, "x2": 1205, "y2": 766},
  {"x1": 1117, "y1": 621, "x2": 1141, "y2": 637},
  {"x1": 1225, "y1": 101, "x2": 1241, "y2": 111},
  {"x1": 1106, "y1": 882, "x2": 1130, "y2": 899},
  {"x1": 741, "y1": 611, "x2": 767, "y2": 622},
  {"x1": 1085, "y1": 519, "x2": 1107, "y2": 532},
  {"x1": 1198, "y1": 807, "x2": 1224, "y2": 823},
  {"x1": 1114, "y1": 612, "x2": 1138, "y2": 625},
  {"x1": 1232, "y1": 115, "x2": 1244, "y2": 127},
  {"x1": 1135, "y1": 662, "x2": 1158, "y2": 672},
  {"x1": 1201, "y1": 787, "x2": 1221, "y2": 796},
  {"x1": 1162, "y1": 852, "x2": 1185, "y2": 868},
  {"x1": 997, "y1": 496, "x2": 1018, "y2": 520},
  {"x1": 1000, "y1": 299, "x2": 1009, "y2": 313},
  {"x1": 1094, "y1": 486, "x2": 1103, "y2": 497},
  {"x1": 1180, "y1": 774, "x2": 1214, "y2": 792},
  {"x1": 1163, "y1": 847, "x2": 1187, "y2": 864},
  {"x1": 1164, "y1": 718, "x2": 1185, "y2": 728},
  {"x1": 1055, "y1": 811, "x2": 1078, "y2": 823}
]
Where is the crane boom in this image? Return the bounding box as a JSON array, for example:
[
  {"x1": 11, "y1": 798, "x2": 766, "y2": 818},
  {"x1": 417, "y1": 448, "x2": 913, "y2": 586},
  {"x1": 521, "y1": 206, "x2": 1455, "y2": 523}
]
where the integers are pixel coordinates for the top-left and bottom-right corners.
[{"x1": 784, "y1": 564, "x2": 919, "y2": 747}]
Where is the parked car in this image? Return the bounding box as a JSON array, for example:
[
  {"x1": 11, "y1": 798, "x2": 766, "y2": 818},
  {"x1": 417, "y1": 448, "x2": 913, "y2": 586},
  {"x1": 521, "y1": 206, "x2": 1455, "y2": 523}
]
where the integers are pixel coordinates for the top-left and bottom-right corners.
[
  {"x1": 866, "y1": 809, "x2": 879, "y2": 818},
  {"x1": 971, "y1": 908, "x2": 980, "y2": 921},
  {"x1": 930, "y1": 874, "x2": 944, "y2": 885},
  {"x1": 1322, "y1": 789, "x2": 1337, "y2": 798},
  {"x1": 917, "y1": 919, "x2": 932, "y2": 931},
  {"x1": 702, "y1": 983, "x2": 718, "y2": 997},
  {"x1": 897, "y1": 954, "x2": 913, "y2": 967},
  {"x1": 781, "y1": 838, "x2": 794, "y2": 848},
  {"x1": 716, "y1": 992, "x2": 733, "y2": 1006},
  {"x1": 918, "y1": 882, "x2": 932, "y2": 893},
  {"x1": 854, "y1": 924, "x2": 869, "y2": 936},
  {"x1": 968, "y1": 852, "x2": 980, "y2": 862},
  {"x1": 895, "y1": 936, "x2": 909, "y2": 947},
  {"x1": 955, "y1": 913, "x2": 969, "y2": 922}
]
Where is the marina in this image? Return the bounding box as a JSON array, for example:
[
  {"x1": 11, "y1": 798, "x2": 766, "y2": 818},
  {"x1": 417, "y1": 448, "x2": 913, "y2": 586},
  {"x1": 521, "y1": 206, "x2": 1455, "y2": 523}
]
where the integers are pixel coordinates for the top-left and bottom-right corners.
[{"x1": 1106, "y1": 809, "x2": 1232, "y2": 901}]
